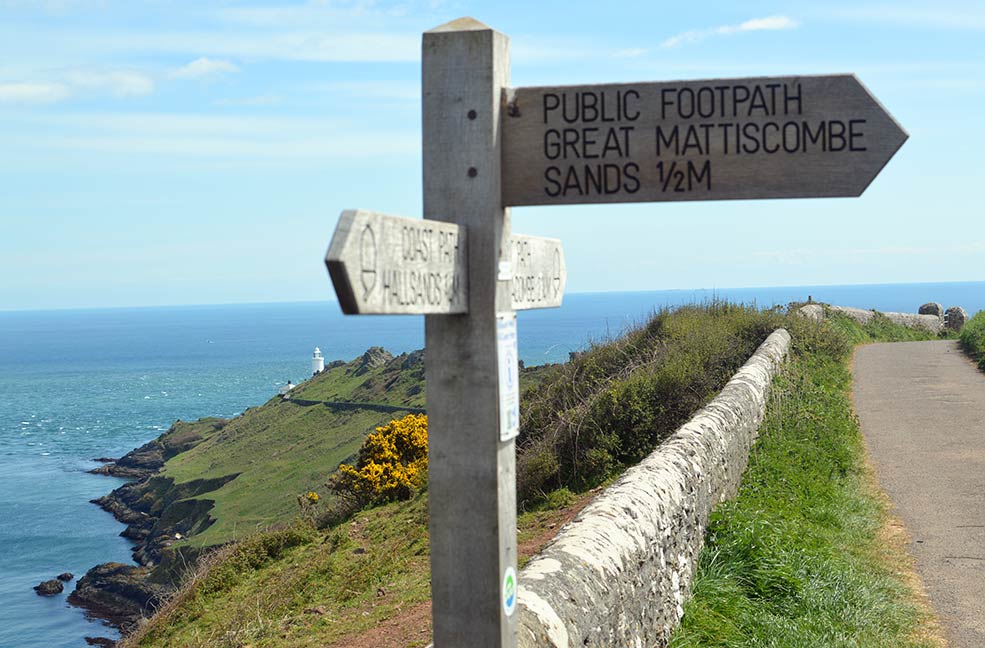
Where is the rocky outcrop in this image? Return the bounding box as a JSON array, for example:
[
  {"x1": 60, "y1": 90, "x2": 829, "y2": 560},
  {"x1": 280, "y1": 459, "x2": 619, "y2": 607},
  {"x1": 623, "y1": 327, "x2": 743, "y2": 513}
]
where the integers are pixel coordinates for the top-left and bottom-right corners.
[
  {"x1": 57, "y1": 572, "x2": 74, "y2": 582},
  {"x1": 89, "y1": 419, "x2": 218, "y2": 479},
  {"x1": 945, "y1": 306, "x2": 968, "y2": 332},
  {"x1": 516, "y1": 329, "x2": 791, "y2": 648},
  {"x1": 68, "y1": 563, "x2": 169, "y2": 633},
  {"x1": 34, "y1": 579, "x2": 64, "y2": 596},
  {"x1": 401, "y1": 349, "x2": 425, "y2": 370},
  {"x1": 919, "y1": 302, "x2": 944, "y2": 318},
  {"x1": 354, "y1": 346, "x2": 393, "y2": 375},
  {"x1": 796, "y1": 303, "x2": 824, "y2": 322},
  {"x1": 93, "y1": 474, "x2": 237, "y2": 566},
  {"x1": 84, "y1": 638, "x2": 116, "y2": 647}
]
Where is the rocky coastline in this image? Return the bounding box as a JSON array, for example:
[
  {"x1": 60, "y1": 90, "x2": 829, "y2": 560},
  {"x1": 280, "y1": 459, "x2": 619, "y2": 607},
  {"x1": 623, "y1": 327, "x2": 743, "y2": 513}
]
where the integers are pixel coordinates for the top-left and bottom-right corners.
[
  {"x1": 70, "y1": 346, "x2": 425, "y2": 641},
  {"x1": 70, "y1": 419, "x2": 229, "y2": 635}
]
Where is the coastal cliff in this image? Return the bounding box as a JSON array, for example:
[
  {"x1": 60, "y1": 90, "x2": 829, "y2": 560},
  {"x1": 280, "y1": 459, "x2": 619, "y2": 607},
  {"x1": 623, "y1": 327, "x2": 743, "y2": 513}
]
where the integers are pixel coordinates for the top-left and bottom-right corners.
[{"x1": 73, "y1": 347, "x2": 429, "y2": 632}]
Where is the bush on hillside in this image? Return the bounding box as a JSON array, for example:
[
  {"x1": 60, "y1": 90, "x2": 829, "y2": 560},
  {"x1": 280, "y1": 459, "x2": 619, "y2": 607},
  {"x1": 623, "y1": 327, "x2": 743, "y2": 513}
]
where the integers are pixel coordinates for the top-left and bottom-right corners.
[
  {"x1": 514, "y1": 302, "x2": 855, "y2": 506},
  {"x1": 959, "y1": 311, "x2": 985, "y2": 370},
  {"x1": 515, "y1": 302, "x2": 794, "y2": 503},
  {"x1": 329, "y1": 413, "x2": 428, "y2": 508}
]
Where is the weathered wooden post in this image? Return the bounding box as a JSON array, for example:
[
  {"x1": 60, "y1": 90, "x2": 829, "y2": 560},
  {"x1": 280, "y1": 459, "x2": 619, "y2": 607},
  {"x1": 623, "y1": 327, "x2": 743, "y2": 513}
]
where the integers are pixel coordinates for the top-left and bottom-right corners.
[
  {"x1": 422, "y1": 18, "x2": 518, "y2": 648},
  {"x1": 325, "y1": 20, "x2": 563, "y2": 648}
]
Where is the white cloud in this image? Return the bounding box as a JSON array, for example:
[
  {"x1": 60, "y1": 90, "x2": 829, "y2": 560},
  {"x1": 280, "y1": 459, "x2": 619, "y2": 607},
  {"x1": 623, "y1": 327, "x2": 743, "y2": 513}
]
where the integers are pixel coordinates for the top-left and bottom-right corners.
[
  {"x1": 662, "y1": 15, "x2": 799, "y2": 49},
  {"x1": 612, "y1": 48, "x2": 648, "y2": 59},
  {"x1": 0, "y1": 81, "x2": 70, "y2": 104},
  {"x1": 65, "y1": 69, "x2": 154, "y2": 96},
  {"x1": 214, "y1": 95, "x2": 283, "y2": 107},
  {"x1": 0, "y1": 67, "x2": 153, "y2": 104},
  {"x1": 170, "y1": 57, "x2": 240, "y2": 80},
  {"x1": 9, "y1": 112, "x2": 419, "y2": 160},
  {"x1": 311, "y1": 80, "x2": 419, "y2": 101},
  {"x1": 97, "y1": 30, "x2": 421, "y2": 63},
  {"x1": 751, "y1": 243, "x2": 985, "y2": 265},
  {"x1": 818, "y1": 5, "x2": 985, "y2": 30}
]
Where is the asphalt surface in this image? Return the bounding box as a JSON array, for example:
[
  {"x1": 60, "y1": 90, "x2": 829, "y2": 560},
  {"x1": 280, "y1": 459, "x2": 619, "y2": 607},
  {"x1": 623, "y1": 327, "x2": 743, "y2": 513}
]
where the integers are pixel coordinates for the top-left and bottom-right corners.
[{"x1": 854, "y1": 340, "x2": 985, "y2": 647}]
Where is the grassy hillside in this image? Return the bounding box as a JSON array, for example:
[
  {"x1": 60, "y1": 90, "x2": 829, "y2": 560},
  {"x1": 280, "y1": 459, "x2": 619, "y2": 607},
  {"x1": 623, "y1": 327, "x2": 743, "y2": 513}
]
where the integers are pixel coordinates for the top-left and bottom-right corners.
[
  {"x1": 121, "y1": 305, "x2": 945, "y2": 647},
  {"x1": 959, "y1": 310, "x2": 985, "y2": 370},
  {"x1": 122, "y1": 303, "x2": 801, "y2": 646},
  {"x1": 148, "y1": 349, "x2": 429, "y2": 550}
]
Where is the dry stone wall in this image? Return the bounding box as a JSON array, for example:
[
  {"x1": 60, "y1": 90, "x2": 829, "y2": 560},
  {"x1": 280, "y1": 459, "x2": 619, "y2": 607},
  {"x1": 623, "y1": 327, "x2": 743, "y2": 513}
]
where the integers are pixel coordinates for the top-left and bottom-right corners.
[
  {"x1": 826, "y1": 305, "x2": 943, "y2": 332},
  {"x1": 515, "y1": 329, "x2": 792, "y2": 648}
]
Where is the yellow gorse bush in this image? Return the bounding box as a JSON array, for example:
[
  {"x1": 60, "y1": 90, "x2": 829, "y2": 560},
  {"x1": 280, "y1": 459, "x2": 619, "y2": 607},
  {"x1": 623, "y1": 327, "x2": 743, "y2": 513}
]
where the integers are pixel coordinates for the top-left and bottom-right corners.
[{"x1": 330, "y1": 413, "x2": 428, "y2": 505}]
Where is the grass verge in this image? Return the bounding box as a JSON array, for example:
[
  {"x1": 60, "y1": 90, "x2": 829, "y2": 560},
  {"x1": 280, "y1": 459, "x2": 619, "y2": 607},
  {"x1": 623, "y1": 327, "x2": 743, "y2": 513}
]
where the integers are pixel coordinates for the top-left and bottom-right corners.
[
  {"x1": 959, "y1": 310, "x2": 985, "y2": 370},
  {"x1": 669, "y1": 315, "x2": 942, "y2": 647}
]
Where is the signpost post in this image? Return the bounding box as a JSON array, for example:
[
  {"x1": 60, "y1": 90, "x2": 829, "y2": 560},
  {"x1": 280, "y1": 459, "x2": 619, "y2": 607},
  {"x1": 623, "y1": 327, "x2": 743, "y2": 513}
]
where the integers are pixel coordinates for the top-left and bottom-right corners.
[{"x1": 324, "y1": 17, "x2": 906, "y2": 648}]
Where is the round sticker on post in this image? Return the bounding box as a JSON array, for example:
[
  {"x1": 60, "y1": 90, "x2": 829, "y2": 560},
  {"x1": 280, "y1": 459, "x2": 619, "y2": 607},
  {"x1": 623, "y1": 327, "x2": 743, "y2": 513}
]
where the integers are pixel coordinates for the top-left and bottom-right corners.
[{"x1": 502, "y1": 566, "x2": 517, "y2": 616}]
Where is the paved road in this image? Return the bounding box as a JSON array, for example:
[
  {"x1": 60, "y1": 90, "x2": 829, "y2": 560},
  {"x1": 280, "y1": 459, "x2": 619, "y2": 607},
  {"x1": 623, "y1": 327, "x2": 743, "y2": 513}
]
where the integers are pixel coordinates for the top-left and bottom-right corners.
[{"x1": 854, "y1": 340, "x2": 985, "y2": 647}]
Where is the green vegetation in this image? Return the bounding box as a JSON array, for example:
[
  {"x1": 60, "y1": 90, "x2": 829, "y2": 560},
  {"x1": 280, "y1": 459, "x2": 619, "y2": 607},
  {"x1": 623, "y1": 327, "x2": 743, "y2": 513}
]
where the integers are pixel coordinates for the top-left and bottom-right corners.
[
  {"x1": 124, "y1": 496, "x2": 432, "y2": 648},
  {"x1": 518, "y1": 302, "x2": 790, "y2": 503},
  {"x1": 959, "y1": 310, "x2": 985, "y2": 370},
  {"x1": 669, "y1": 313, "x2": 939, "y2": 648},
  {"x1": 144, "y1": 349, "x2": 428, "y2": 550},
  {"x1": 330, "y1": 413, "x2": 429, "y2": 508},
  {"x1": 122, "y1": 304, "x2": 943, "y2": 647}
]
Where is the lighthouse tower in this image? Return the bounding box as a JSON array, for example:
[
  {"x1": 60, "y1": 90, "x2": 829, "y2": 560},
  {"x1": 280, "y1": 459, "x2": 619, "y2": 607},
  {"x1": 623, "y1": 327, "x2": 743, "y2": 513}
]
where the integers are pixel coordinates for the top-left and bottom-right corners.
[{"x1": 311, "y1": 347, "x2": 325, "y2": 375}]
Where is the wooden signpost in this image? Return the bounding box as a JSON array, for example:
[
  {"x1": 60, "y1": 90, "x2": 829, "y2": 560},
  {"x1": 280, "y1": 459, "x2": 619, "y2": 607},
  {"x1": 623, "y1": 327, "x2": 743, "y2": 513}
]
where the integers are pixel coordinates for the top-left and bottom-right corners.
[
  {"x1": 502, "y1": 75, "x2": 907, "y2": 206},
  {"x1": 324, "y1": 16, "x2": 906, "y2": 648},
  {"x1": 325, "y1": 209, "x2": 566, "y2": 315}
]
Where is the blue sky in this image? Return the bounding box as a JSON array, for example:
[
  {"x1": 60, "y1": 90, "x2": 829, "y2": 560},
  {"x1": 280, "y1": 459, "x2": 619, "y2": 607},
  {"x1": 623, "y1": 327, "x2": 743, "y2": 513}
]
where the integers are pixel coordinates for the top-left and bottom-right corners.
[{"x1": 1, "y1": 0, "x2": 983, "y2": 310}]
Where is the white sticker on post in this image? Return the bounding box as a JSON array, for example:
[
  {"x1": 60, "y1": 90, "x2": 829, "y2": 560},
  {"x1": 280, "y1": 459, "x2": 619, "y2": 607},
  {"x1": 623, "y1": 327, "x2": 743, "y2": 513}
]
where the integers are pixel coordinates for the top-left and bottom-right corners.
[{"x1": 496, "y1": 313, "x2": 520, "y2": 442}]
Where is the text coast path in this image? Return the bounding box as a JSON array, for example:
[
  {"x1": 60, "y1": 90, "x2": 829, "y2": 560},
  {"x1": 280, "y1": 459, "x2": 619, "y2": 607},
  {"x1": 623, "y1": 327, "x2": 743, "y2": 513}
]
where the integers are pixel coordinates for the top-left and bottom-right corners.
[{"x1": 854, "y1": 340, "x2": 985, "y2": 647}]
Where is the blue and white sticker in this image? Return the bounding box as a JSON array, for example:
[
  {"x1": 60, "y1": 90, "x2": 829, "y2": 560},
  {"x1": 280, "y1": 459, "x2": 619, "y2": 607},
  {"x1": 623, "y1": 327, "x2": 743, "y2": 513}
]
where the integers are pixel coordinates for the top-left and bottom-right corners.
[
  {"x1": 502, "y1": 566, "x2": 517, "y2": 616},
  {"x1": 496, "y1": 313, "x2": 520, "y2": 442}
]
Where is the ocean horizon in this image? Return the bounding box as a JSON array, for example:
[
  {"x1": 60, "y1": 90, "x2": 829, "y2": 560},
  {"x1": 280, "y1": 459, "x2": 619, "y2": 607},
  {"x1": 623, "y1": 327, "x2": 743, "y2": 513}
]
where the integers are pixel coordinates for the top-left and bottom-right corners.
[{"x1": 1, "y1": 281, "x2": 981, "y2": 647}]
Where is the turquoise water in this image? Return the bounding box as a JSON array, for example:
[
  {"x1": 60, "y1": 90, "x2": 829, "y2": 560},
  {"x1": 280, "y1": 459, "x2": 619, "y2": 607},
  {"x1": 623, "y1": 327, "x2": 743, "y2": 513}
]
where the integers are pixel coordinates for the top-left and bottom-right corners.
[{"x1": 0, "y1": 283, "x2": 980, "y2": 646}]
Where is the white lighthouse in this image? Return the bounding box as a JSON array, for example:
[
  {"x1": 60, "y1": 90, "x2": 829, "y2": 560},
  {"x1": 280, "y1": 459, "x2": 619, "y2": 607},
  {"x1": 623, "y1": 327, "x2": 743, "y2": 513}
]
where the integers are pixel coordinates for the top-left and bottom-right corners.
[{"x1": 311, "y1": 347, "x2": 324, "y2": 375}]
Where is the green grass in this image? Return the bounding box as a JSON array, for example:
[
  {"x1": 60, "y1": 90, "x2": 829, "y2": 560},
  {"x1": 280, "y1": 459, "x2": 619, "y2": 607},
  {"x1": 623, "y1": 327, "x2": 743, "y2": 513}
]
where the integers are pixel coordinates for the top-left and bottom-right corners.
[
  {"x1": 138, "y1": 350, "x2": 430, "y2": 551},
  {"x1": 669, "y1": 315, "x2": 939, "y2": 648},
  {"x1": 124, "y1": 495, "x2": 432, "y2": 648},
  {"x1": 124, "y1": 303, "x2": 945, "y2": 647},
  {"x1": 959, "y1": 310, "x2": 985, "y2": 370},
  {"x1": 518, "y1": 301, "x2": 791, "y2": 504}
]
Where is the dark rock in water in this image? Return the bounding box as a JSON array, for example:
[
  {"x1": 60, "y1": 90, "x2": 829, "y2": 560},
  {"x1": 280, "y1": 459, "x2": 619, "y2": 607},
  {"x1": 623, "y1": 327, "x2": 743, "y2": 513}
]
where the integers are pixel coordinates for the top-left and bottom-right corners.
[
  {"x1": 88, "y1": 441, "x2": 165, "y2": 479},
  {"x1": 68, "y1": 562, "x2": 169, "y2": 633},
  {"x1": 945, "y1": 306, "x2": 968, "y2": 331},
  {"x1": 34, "y1": 579, "x2": 64, "y2": 596},
  {"x1": 85, "y1": 637, "x2": 116, "y2": 647},
  {"x1": 57, "y1": 572, "x2": 75, "y2": 582},
  {"x1": 919, "y1": 302, "x2": 944, "y2": 318},
  {"x1": 91, "y1": 457, "x2": 118, "y2": 463}
]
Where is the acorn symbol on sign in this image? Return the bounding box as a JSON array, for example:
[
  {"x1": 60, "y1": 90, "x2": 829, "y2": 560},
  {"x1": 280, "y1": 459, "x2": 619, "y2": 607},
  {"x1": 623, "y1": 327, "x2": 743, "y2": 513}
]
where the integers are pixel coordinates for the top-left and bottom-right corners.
[{"x1": 360, "y1": 224, "x2": 377, "y2": 299}]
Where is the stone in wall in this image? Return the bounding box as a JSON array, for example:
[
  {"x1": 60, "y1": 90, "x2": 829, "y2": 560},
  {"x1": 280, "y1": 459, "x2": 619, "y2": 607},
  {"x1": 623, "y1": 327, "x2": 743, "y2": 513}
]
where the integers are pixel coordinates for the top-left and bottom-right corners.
[
  {"x1": 945, "y1": 306, "x2": 968, "y2": 331},
  {"x1": 827, "y1": 305, "x2": 942, "y2": 333},
  {"x1": 919, "y1": 302, "x2": 944, "y2": 318},
  {"x1": 796, "y1": 304, "x2": 824, "y2": 322},
  {"x1": 515, "y1": 329, "x2": 791, "y2": 648}
]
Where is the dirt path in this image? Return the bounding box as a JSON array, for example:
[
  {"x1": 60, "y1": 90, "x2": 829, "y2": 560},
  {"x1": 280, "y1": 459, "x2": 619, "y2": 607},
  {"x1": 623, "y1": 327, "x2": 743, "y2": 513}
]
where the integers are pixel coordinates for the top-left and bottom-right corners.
[{"x1": 854, "y1": 340, "x2": 985, "y2": 647}]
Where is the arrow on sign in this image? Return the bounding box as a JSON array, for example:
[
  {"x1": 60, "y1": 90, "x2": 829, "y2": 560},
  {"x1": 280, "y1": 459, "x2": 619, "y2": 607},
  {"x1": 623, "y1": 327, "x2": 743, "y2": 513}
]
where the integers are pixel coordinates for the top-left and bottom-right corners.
[
  {"x1": 325, "y1": 209, "x2": 566, "y2": 314},
  {"x1": 501, "y1": 74, "x2": 907, "y2": 206}
]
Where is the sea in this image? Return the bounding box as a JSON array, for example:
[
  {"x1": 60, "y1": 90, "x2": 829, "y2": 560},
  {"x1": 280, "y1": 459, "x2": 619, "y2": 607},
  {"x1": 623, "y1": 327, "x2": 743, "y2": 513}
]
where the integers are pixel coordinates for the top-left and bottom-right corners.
[{"x1": 0, "y1": 282, "x2": 981, "y2": 647}]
